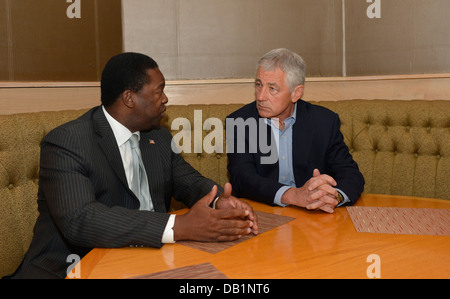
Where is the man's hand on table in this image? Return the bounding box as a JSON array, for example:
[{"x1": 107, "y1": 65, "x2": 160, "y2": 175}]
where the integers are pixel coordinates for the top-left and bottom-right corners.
[
  {"x1": 281, "y1": 169, "x2": 339, "y2": 213},
  {"x1": 173, "y1": 183, "x2": 258, "y2": 242}
]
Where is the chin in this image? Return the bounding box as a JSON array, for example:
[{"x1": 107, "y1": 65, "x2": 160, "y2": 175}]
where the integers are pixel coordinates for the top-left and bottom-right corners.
[
  {"x1": 140, "y1": 122, "x2": 161, "y2": 133},
  {"x1": 143, "y1": 114, "x2": 167, "y2": 132}
]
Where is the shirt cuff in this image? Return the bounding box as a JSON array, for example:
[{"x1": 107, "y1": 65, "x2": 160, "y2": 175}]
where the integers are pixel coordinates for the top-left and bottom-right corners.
[
  {"x1": 335, "y1": 188, "x2": 350, "y2": 206},
  {"x1": 162, "y1": 197, "x2": 219, "y2": 243},
  {"x1": 273, "y1": 186, "x2": 350, "y2": 207},
  {"x1": 161, "y1": 214, "x2": 176, "y2": 243},
  {"x1": 274, "y1": 186, "x2": 292, "y2": 207}
]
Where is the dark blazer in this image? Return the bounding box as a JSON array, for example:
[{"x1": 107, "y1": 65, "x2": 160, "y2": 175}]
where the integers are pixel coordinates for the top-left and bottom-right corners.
[
  {"x1": 226, "y1": 100, "x2": 364, "y2": 206},
  {"x1": 13, "y1": 106, "x2": 220, "y2": 279}
]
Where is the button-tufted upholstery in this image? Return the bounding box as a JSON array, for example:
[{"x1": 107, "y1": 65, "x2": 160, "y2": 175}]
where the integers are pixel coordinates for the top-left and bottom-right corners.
[
  {"x1": 314, "y1": 100, "x2": 450, "y2": 200},
  {"x1": 1, "y1": 100, "x2": 449, "y2": 277},
  {"x1": 0, "y1": 109, "x2": 89, "y2": 277}
]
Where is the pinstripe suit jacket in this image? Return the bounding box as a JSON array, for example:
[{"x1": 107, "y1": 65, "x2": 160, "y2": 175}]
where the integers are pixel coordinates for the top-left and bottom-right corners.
[{"x1": 13, "y1": 106, "x2": 220, "y2": 279}]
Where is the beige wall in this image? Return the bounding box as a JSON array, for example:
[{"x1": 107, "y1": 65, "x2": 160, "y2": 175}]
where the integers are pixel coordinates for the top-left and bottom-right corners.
[
  {"x1": 1, "y1": 0, "x2": 450, "y2": 115},
  {"x1": 2, "y1": 0, "x2": 450, "y2": 82},
  {"x1": 345, "y1": 0, "x2": 450, "y2": 76},
  {"x1": 122, "y1": 0, "x2": 344, "y2": 80},
  {"x1": 2, "y1": 1, "x2": 450, "y2": 81},
  {"x1": 123, "y1": 0, "x2": 450, "y2": 80}
]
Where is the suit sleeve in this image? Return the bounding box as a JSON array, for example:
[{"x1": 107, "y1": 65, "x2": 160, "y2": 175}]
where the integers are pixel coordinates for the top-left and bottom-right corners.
[
  {"x1": 226, "y1": 115, "x2": 283, "y2": 205},
  {"x1": 39, "y1": 127, "x2": 170, "y2": 249},
  {"x1": 157, "y1": 127, "x2": 223, "y2": 208},
  {"x1": 170, "y1": 147, "x2": 223, "y2": 208},
  {"x1": 227, "y1": 153, "x2": 284, "y2": 205},
  {"x1": 324, "y1": 114, "x2": 365, "y2": 204}
]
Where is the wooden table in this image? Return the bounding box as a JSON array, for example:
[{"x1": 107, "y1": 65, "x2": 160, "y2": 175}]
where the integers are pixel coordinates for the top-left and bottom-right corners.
[{"x1": 76, "y1": 194, "x2": 450, "y2": 279}]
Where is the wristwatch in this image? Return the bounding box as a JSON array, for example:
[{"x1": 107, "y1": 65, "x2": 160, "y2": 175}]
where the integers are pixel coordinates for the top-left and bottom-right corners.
[{"x1": 336, "y1": 191, "x2": 344, "y2": 205}]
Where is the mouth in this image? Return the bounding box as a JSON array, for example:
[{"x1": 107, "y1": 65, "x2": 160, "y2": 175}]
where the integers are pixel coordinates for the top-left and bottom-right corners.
[
  {"x1": 160, "y1": 107, "x2": 167, "y2": 118},
  {"x1": 257, "y1": 103, "x2": 267, "y2": 111}
]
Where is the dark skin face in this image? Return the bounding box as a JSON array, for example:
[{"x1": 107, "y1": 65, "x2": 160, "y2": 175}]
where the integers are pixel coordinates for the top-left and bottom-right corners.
[{"x1": 106, "y1": 68, "x2": 168, "y2": 132}]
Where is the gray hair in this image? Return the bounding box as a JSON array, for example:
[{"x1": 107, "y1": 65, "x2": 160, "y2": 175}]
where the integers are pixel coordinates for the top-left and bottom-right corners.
[{"x1": 257, "y1": 48, "x2": 306, "y2": 91}]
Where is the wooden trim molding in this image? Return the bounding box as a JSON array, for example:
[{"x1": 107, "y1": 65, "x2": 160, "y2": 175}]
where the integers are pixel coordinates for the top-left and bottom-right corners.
[
  {"x1": 1, "y1": 74, "x2": 449, "y2": 115},
  {"x1": 1, "y1": 73, "x2": 449, "y2": 88}
]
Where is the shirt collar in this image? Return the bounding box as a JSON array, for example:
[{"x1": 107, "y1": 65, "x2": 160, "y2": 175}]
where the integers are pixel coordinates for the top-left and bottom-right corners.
[
  {"x1": 102, "y1": 105, "x2": 140, "y2": 147},
  {"x1": 288, "y1": 102, "x2": 297, "y2": 123},
  {"x1": 264, "y1": 102, "x2": 297, "y2": 129}
]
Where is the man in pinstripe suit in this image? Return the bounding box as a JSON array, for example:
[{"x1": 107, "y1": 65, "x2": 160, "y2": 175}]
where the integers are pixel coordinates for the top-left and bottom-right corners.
[{"x1": 12, "y1": 53, "x2": 258, "y2": 279}]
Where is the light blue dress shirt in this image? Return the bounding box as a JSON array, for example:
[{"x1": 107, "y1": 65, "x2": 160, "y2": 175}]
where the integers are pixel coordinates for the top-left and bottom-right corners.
[{"x1": 264, "y1": 103, "x2": 349, "y2": 207}]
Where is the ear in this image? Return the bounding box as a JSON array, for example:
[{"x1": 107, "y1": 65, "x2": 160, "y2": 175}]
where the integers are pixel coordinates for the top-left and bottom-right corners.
[
  {"x1": 291, "y1": 85, "x2": 304, "y2": 103},
  {"x1": 121, "y1": 90, "x2": 135, "y2": 108}
]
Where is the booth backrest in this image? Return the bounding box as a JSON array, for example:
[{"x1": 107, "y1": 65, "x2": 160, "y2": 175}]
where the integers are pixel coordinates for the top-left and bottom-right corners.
[
  {"x1": 1, "y1": 100, "x2": 449, "y2": 277},
  {"x1": 164, "y1": 100, "x2": 450, "y2": 199}
]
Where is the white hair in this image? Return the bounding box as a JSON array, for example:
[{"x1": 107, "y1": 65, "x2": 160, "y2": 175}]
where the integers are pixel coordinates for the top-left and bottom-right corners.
[{"x1": 257, "y1": 48, "x2": 306, "y2": 91}]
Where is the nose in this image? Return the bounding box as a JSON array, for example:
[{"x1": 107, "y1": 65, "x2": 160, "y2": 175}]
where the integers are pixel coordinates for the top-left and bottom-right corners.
[
  {"x1": 162, "y1": 91, "x2": 169, "y2": 104},
  {"x1": 256, "y1": 86, "x2": 267, "y2": 102}
]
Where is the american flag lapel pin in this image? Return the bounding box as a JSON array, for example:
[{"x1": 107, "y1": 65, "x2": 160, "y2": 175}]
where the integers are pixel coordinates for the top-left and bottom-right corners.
[{"x1": 149, "y1": 139, "x2": 155, "y2": 145}]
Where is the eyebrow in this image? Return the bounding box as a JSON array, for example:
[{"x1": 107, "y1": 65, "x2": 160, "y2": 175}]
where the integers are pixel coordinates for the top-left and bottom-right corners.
[
  {"x1": 156, "y1": 82, "x2": 165, "y2": 90},
  {"x1": 256, "y1": 81, "x2": 279, "y2": 90},
  {"x1": 255, "y1": 79, "x2": 278, "y2": 86}
]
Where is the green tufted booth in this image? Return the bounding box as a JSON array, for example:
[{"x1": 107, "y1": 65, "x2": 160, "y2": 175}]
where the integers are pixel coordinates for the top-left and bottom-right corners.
[{"x1": 1, "y1": 100, "x2": 449, "y2": 277}]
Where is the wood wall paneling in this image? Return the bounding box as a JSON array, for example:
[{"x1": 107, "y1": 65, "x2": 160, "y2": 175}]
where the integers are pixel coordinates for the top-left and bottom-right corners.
[{"x1": 0, "y1": 0, "x2": 122, "y2": 81}]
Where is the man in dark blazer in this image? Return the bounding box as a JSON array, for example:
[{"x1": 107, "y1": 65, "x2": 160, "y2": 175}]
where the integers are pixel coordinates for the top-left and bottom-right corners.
[
  {"x1": 12, "y1": 52, "x2": 258, "y2": 279},
  {"x1": 227, "y1": 49, "x2": 364, "y2": 213}
]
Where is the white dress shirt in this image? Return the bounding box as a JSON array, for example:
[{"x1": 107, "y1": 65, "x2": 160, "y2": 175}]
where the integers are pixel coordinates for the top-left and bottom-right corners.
[{"x1": 102, "y1": 106, "x2": 175, "y2": 243}]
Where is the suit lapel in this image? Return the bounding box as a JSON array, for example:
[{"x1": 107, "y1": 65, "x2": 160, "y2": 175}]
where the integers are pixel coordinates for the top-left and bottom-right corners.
[
  {"x1": 292, "y1": 100, "x2": 313, "y2": 185},
  {"x1": 252, "y1": 104, "x2": 279, "y2": 181},
  {"x1": 139, "y1": 130, "x2": 167, "y2": 213},
  {"x1": 93, "y1": 107, "x2": 139, "y2": 207}
]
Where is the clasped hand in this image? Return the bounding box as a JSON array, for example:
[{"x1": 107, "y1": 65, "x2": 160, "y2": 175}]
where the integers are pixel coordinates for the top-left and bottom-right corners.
[
  {"x1": 281, "y1": 169, "x2": 339, "y2": 213},
  {"x1": 173, "y1": 183, "x2": 258, "y2": 242}
]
